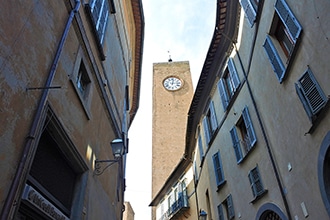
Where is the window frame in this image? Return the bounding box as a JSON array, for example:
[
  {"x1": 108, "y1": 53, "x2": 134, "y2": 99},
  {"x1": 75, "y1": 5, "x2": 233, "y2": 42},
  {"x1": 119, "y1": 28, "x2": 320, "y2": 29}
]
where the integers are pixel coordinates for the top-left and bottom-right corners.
[
  {"x1": 239, "y1": 0, "x2": 259, "y2": 27},
  {"x1": 230, "y1": 106, "x2": 257, "y2": 164},
  {"x1": 218, "y1": 58, "x2": 240, "y2": 111},
  {"x1": 264, "y1": 0, "x2": 302, "y2": 83},
  {"x1": 217, "y1": 194, "x2": 235, "y2": 220},
  {"x1": 203, "y1": 100, "x2": 218, "y2": 145},
  {"x1": 248, "y1": 166, "x2": 267, "y2": 202},
  {"x1": 212, "y1": 151, "x2": 226, "y2": 189},
  {"x1": 217, "y1": 204, "x2": 225, "y2": 220}
]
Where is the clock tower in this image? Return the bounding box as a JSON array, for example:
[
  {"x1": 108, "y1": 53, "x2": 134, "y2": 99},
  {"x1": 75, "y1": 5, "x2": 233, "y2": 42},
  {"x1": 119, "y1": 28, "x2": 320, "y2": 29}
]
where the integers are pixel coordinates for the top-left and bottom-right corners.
[{"x1": 151, "y1": 61, "x2": 194, "y2": 208}]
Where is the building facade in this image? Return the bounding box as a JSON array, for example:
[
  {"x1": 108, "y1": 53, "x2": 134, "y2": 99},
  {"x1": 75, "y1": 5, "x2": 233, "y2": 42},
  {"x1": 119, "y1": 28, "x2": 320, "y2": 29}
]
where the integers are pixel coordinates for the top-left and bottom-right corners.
[
  {"x1": 150, "y1": 61, "x2": 196, "y2": 220},
  {"x1": 190, "y1": 0, "x2": 330, "y2": 219},
  {"x1": 123, "y1": 202, "x2": 135, "y2": 220},
  {"x1": 0, "y1": 0, "x2": 144, "y2": 219}
]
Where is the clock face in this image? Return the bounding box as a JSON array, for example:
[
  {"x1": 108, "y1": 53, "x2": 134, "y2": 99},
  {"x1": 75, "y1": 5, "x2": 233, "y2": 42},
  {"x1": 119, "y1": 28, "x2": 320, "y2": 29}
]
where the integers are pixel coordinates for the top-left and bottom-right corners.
[{"x1": 163, "y1": 77, "x2": 182, "y2": 91}]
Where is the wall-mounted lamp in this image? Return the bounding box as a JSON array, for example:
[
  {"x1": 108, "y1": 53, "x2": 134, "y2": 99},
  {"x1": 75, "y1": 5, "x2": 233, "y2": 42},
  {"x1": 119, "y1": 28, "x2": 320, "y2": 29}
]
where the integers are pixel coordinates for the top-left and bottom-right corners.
[
  {"x1": 199, "y1": 210, "x2": 207, "y2": 220},
  {"x1": 94, "y1": 138, "x2": 124, "y2": 176}
]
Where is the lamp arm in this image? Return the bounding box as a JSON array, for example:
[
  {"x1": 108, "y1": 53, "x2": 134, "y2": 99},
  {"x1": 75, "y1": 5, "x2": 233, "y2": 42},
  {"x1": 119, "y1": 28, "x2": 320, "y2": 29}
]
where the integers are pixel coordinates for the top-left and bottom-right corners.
[{"x1": 94, "y1": 159, "x2": 119, "y2": 176}]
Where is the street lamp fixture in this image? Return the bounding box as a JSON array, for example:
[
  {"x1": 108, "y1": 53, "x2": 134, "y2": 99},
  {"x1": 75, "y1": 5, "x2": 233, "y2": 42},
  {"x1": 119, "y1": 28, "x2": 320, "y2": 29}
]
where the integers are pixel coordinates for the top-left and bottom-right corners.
[
  {"x1": 94, "y1": 138, "x2": 125, "y2": 176},
  {"x1": 199, "y1": 210, "x2": 207, "y2": 220}
]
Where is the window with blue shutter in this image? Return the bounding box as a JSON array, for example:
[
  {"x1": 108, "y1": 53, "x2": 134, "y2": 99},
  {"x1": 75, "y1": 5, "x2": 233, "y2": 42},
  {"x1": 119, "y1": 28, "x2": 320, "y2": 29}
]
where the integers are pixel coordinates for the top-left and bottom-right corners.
[
  {"x1": 203, "y1": 101, "x2": 218, "y2": 145},
  {"x1": 218, "y1": 79, "x2": 229, "y2": 110},
  {"x1": 242, "y1": 107, "x2": 257, "y2": 149},
  {"x1": 212, "y1": 151, "x2": 225, "y2": 187},
  {"x1": 218, "y1": 58, "x2": 240, "y2": 111},
  {"x1": 263, "y1": 36, "x2": 285, "y2": 82},
  {"x1": 295, "y1": 67, "x2": 328, "y2": 122},
  {"x1": 193, "y1": 161, "x2": 199, "y2": 183},
  {"x1": 203, "y1": 117, "x2": 211, "y2": 145},
  {"x1": 239, "y1": 0, "x2": 258, "y2": 27},
  {"x1": 248, "y1": 166, "x2": 266, "y2": 199},
  {"x1": 217, "y1": 204, "x2": 225, "y2": 220},
  {"x1": 228, "y1": 58, "x2": 240, "y2": 92},
  {"x1": 264, "y1": 0, "x2": 302, "y2": 83},
  {"x1": 230, "y1": 107, "x2": 257, "y2": 163},
  {"x1": 230, "y1": 127, "x2": 243, "y2": 163},
  {"x1": 198, "y1": 132, "x2": 204, "y2": 161},
  {"x1": 227, "y1": 194, "x2": 235, "y2": 219},
  {"x1": 209, "y1": 101, "x2": 218, "y2": 132},
  {"x1": 87, "y1": 0, "x2": 109, "y2": 46},
  {"x1": 275, "y1": 0, "x2": 302, "y2": 43}
]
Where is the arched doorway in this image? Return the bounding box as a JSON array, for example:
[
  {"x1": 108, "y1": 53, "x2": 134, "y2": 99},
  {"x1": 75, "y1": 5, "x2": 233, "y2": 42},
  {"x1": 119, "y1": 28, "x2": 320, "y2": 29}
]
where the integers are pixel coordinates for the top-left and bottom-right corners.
[
  {"x1": 255, "y1": 203, "x2": 287, "y2": 220},
  {"x1": 260, "y1": 210, "x2": 282, "y2": 220},
  {"x1": 318, "y1": 131, "x2": 330, "y2": 216}
]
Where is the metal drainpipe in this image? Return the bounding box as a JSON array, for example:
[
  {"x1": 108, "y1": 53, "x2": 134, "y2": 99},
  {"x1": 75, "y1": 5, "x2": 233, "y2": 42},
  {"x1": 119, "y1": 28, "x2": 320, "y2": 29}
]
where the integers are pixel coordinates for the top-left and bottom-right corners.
[
  {"x1": 1, "y1": 1, "x2": 80, "y2": 219},
  {"x1": 229, "y1": 1, "x2": 292, "y2": 219}
]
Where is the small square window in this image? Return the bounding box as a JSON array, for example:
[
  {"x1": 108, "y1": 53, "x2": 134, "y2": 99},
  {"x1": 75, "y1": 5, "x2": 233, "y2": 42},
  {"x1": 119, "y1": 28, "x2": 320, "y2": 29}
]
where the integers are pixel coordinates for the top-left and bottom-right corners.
[
  {"x1": 70, "y1": 47, "x2": 93, "y2": 119},
  {"x1": 76, "y1": 62, "x2": 91, "y2": 96}
]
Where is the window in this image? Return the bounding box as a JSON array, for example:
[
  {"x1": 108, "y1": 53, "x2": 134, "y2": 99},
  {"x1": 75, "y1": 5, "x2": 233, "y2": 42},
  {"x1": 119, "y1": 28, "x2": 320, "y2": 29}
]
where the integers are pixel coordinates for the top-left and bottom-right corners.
[
  {"x1": 263, "y1": 36, "x2": 285, "y2": 82},
  {"x1": 203, "y1": 100, "x2": 218, "y2": 144},
  {"x1": 76, "y1": 62, "x2": 91, "y2": 96},
  {"x1": 71, "y1": 47, "x2": 93, "y2": 119},
  {"x1": 240, "y1": 0, "x2": 259, "y2": 27},
  {"x1": 230, "y1": 106, "x2": 257, "y2": 163},
  {"x1": 218, "y1": 204, "x2": 225, "y2": 220},
  {"x1": 198, "y1": 129, "x2": 205, "y2": 162},
  {"x1": 18, "y1": 108, "x2": 88, "y2": 219},
  {"x1": 217, "y1": 194, "x2": 235, "y2": 220},
  {"x1": 295, "y1": 67, "x2": 328, "y2": 122},
  {"x1": 212, "y1": 151, "x2": 225, "y2": 188},
  {"x1": 87, "y1": 0, "x2": 109, "y2": 46},
  {"x1": 263, "y1": 0, "x2": 302, "y2": 83},
  {"x1": 248, "y1": 166, "x2": 267, "y2": 200},
  {"x1": 218, "y1": 58, "x2": 240, "y2": 111}
]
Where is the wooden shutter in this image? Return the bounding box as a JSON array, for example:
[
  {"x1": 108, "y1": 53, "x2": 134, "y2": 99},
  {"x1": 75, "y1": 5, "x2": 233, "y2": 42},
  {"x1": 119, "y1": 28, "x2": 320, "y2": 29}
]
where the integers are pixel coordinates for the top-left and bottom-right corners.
[
  {"x1": 210, "y1": 101, "x2": 218, "y2": 132},
  {"x1": 218, "y1": 79, "x2": 229, "y2": 110},
  {"x1": 297, "y1": 68, "x2": 327, "y2": 116},
  {"x1": 275, "y1": 0, "x2": 302, "y2": 43},
  {"x1": 242, "y1": 107, "x2": 257, "y2": 149},
  {"x1": 228, "y1": 58, "x2": 240, "y2": 91},
  {"x1": 230, "y1": 127, "x2": 243, "y2": 163},
  {"x1": 263, "y1": 36, "x2": 286, "y2": 82},
  {"x1": 248, "y1": 166, "x2": 264, "y2": 197},
  {"x1": 218, "y1": 204, "x2": 225, "y2": 220},
  {"x1": 203, "y1": 117, "x2": 211, "y2": 144},
  {"x1": 193, "y1": 161, "x2": 199, "y2": 183},
  {"x1": 198, "y1": 133, "x2": 204, "y2": 161},
  {"x1": 227, "y1": 194, "x2": 235, "y2": 219},
  {"x1": 213, "y1": 151, "x2": 224, "y2": 186},
  {"x1": 239, "y1": 0, "x2": 257, "y2": 27}
]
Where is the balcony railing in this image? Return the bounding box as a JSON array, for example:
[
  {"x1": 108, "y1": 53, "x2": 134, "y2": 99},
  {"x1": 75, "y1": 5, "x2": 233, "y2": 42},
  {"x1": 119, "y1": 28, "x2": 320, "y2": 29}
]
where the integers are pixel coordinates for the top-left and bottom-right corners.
[{"x1": 168, "y1": 194, "x2": 189, "y2": 219}]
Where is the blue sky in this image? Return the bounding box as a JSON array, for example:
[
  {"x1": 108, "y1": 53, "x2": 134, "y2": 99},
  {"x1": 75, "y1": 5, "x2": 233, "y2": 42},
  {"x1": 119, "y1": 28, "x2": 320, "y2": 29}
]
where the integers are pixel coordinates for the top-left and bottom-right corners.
[{"x1": 125, "y1": 0, "x2": 216, "y2": 219}]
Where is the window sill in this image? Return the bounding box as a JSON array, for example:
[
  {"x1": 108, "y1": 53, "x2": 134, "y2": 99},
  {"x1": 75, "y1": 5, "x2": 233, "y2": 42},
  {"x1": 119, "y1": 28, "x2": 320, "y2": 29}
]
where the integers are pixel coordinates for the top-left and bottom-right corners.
[
  {"x1": 306, "y1": 98, "x2": 330, "y2": 134},
  {"x1": 237, "y1": 144, "x2": 257, "y2": 165},
  {"x1": 250, "y1": 189, "x2": 268, "y2": 204},
  {"x1": 216, "y1": 180, "x2": 227, "y2": 192}
]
